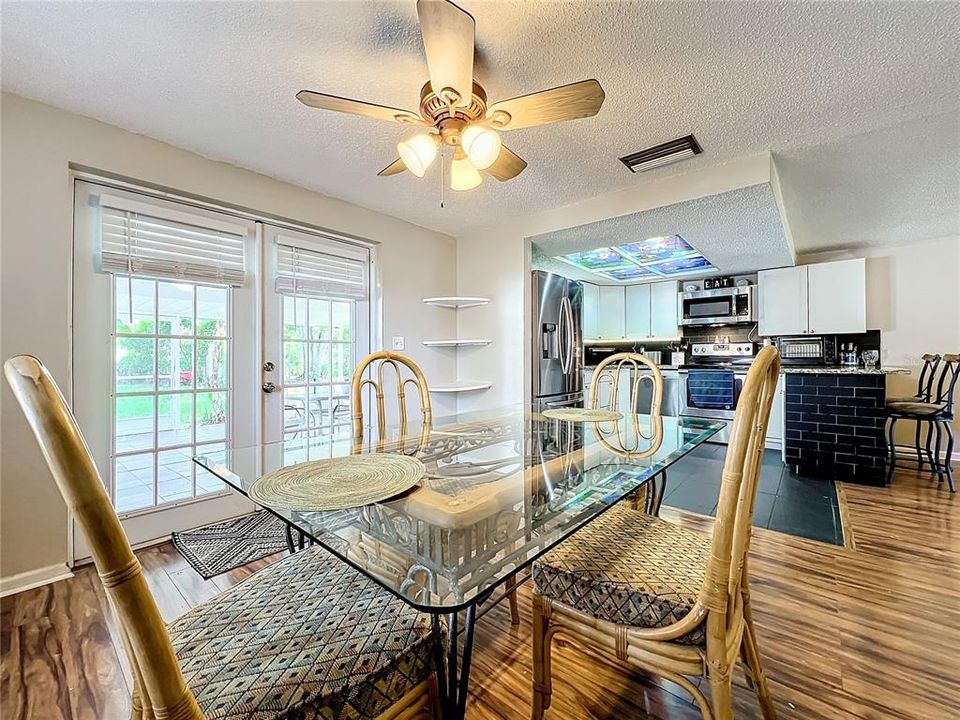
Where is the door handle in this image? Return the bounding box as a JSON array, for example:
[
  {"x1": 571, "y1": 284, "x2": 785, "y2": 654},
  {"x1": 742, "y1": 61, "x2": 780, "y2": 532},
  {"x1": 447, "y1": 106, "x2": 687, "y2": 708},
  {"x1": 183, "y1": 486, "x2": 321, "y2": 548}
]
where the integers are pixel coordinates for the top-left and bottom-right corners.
[{"x1": 262, "y1": 382, "x2": 279, "y2": 394}]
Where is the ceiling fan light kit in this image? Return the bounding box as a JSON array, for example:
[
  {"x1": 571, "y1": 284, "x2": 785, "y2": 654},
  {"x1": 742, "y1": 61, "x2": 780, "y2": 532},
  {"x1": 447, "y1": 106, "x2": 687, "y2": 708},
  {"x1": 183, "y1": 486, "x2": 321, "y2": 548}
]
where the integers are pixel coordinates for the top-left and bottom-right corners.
[
  {"x1": 461, "y1": 124, "x2": 501, "y2": 170},
  {"x1": 295, "y1": 0, "x2": 606, "y2": 197},
  {"x1": 450, "y1": 149, "x2": 483, "y2": 191},
  {"x1": 397, "y1": 133, "x2": 440, "y2": 177}
]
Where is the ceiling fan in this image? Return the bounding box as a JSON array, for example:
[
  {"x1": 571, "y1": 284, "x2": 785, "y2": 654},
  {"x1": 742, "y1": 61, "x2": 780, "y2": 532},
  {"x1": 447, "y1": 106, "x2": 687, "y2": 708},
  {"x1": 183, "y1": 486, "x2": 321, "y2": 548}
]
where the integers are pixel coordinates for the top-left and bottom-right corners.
[{"x1": 296, "y1": 0, "x2": 605, "y2": 192}]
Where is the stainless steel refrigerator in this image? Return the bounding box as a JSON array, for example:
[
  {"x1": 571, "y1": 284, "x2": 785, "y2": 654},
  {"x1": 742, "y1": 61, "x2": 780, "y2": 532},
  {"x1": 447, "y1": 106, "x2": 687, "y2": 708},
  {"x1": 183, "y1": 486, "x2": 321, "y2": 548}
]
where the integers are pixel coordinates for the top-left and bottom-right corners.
[{"x1": 531, "y1": 271, "x2": 583, "y2": 411}]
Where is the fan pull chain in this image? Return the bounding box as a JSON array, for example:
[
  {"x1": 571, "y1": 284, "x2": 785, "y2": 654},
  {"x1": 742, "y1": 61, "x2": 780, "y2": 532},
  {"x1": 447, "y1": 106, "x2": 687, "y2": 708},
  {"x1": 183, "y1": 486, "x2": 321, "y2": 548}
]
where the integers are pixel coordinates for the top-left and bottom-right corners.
[{"x1": 440, "y1": 145, "x2": 445, "y2": 209}]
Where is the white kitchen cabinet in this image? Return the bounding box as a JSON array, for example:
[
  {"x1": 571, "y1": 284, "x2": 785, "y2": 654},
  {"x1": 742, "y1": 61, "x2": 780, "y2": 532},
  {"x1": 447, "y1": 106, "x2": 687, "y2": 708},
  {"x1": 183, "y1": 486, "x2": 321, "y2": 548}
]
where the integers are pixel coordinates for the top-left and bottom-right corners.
[
  {"x1": 650, "y1": 280, "x2": 680, "y2": 339},
  {"x1": 758, "y1": 266, "x2": 809, "y2": 336},
  {"x1": 582, "y1": 282, "x2": 600, "y2": 339},
  {"x1": 597, "y1": 286, "x2": 625, "y2": 339},
  {"x1": 807, "y1": 259, "x2": 866, "y2": 334},
  {"x1": 624, "y1": 284, "x2": 651, "y2": 338},
  {"x1": 758, "y1": 259, "x2": 866, "y2": 337}
]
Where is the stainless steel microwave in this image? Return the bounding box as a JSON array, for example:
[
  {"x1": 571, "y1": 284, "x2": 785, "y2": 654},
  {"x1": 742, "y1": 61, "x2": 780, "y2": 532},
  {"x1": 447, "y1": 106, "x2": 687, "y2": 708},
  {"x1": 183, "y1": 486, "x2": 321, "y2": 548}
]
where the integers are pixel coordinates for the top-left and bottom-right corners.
[{"x1": 678, "y1": 286, "x2": 755, "y2": 326}]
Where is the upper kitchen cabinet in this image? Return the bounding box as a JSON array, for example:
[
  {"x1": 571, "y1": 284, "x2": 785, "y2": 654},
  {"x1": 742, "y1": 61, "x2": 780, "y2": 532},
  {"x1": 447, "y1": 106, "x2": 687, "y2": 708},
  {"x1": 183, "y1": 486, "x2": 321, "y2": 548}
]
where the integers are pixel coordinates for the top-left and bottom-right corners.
[
  {"x1": 757, "y1": 266, "x2": 808, "y2": 336},
  {"x1": 650, "y1": 280, "x2": 680, "y2": 339},
  {"x1": 585, "y1": 280, "x2": 680, "y2": 340},
  {"x1": 625, "y1": 284, "x2": 651, "y2": 338},
  {"x1": 597, "y1": 285, "x2": 626, "y2": 339},
  {"x1": 758, "y1": 259, "x2": 866, "y2": 336},
  {"x1": 582, "y1": 282, "x2": 601, "y2": 339},
  {"x1": 807, "y1": 259, "x2": 866, "y2": 335}
]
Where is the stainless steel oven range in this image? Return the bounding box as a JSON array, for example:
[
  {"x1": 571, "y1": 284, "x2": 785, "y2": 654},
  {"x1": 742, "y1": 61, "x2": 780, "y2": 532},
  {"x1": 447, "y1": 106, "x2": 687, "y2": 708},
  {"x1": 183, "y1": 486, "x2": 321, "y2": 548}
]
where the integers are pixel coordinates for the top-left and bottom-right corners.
[{"x1": 679, "y1": 342, "x2": 757, "y2": 443}]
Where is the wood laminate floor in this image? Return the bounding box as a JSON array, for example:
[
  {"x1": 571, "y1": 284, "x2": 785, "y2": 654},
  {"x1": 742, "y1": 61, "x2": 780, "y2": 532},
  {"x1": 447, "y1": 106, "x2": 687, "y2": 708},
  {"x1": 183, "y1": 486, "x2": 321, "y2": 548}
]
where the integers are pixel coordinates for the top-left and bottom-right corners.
[{"x1": 2, "y1": 466, "x2": 958, "y2": 720}]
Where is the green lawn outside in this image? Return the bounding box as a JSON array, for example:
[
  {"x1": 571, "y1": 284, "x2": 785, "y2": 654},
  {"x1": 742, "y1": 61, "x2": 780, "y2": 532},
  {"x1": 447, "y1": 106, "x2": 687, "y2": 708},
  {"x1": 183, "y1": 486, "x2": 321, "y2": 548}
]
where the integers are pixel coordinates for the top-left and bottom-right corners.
[{"x1": 116, "y1": 392, "x2": 225, "y2": 423}]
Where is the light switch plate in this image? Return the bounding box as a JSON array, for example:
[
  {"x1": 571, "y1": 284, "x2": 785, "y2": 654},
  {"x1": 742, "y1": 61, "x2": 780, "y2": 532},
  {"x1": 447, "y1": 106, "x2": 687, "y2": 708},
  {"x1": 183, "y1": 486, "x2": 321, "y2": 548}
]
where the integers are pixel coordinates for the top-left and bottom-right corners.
[{"x1": 391, "y1": 336, "x2": 405, "y2": 351}]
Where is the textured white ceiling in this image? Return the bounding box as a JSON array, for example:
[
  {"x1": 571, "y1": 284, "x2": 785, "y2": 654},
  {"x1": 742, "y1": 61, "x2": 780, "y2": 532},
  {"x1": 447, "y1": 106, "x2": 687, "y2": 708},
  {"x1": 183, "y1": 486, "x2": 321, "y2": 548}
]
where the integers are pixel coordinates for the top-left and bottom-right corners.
[
  {"x1": 2, "y1": 1, "x2": 958, "y2": 238},
  {"x1": 530, "y1": 183, "x2": 792, "y2": 282},
  {"x1": 775, "y1": 110, "x2": 960, "y2": 253}
]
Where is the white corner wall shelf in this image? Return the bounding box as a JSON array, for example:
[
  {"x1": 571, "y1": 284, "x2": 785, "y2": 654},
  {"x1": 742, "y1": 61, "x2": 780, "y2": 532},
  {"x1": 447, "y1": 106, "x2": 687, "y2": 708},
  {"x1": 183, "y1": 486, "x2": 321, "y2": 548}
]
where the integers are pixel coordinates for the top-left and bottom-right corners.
[
  {"x1": 429, "y1": 381, "x2": 493, "y2": 393},
  {"x1": 421, "y1": 296, "x2": 492, "y2": 394},
  {"x1": 422, "y1": 339, "x2": 491, "y2": 347},
  {"x1": 422, "y1": 296, "x2": 491, "y2": 309}
]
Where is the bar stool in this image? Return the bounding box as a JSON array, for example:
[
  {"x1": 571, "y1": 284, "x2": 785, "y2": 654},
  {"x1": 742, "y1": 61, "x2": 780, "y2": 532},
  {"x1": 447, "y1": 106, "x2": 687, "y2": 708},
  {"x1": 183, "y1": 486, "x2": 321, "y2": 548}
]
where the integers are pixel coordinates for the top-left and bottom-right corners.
[
  {"x1": 886, "y1": 354, "x2": 959, "y2": 492},
  {"x1": 887, "y1": 354, "x2": 941, "y2": 471}
]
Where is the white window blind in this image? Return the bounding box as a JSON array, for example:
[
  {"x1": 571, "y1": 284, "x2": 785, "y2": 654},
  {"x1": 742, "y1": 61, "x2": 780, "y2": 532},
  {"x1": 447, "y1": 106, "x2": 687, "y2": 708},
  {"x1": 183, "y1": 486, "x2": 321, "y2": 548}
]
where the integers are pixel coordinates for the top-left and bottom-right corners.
[
  {"x1": 275, "y1": 241, "x2": 368, "y2": 300},
  {"x1": 97, "y1": 194, "x2": 247, "y2": 286}
]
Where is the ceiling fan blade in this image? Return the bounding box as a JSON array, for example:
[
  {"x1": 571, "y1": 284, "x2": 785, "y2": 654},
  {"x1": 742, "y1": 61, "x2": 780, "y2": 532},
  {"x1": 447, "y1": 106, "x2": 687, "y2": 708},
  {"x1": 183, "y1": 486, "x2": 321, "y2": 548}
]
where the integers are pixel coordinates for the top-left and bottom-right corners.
[
  {"x1": 487, "y1": 79, "x2": 605, "y2": 131},
  {"x1": 417, "y1": 0, "x2": 475, "y2": 107},
  {"x1": 485, "y1": 145, "x2": 527, "y2": 182},
  {"x1": 378, "y1": 158, "x2": 408, "y2": 177},
  {"x1": 296, "y1": 90, "x2": 427, "y2": 125}
]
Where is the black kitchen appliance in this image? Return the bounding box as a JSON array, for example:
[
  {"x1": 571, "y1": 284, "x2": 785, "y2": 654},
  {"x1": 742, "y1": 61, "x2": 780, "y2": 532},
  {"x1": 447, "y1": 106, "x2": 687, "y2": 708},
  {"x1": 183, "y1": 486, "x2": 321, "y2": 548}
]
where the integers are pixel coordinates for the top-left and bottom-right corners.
[{"x1": 774, "y1": 336, "x2": 837, "y2": 366}]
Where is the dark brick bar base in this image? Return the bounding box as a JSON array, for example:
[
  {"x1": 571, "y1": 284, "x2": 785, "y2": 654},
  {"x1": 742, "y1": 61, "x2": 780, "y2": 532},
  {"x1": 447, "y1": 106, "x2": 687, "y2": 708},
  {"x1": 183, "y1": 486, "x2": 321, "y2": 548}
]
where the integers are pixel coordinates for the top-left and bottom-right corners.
[{"x1": 784, "y1": 373, "x2": 888, "y2": 485}]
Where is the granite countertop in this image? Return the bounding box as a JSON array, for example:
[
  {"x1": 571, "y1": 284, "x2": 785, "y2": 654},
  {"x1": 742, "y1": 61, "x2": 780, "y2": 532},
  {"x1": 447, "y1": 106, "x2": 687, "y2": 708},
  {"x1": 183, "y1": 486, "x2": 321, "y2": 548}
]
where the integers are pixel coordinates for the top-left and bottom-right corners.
[{"x1": 780, "y1": 366, "x2": 910, "y2": 375}]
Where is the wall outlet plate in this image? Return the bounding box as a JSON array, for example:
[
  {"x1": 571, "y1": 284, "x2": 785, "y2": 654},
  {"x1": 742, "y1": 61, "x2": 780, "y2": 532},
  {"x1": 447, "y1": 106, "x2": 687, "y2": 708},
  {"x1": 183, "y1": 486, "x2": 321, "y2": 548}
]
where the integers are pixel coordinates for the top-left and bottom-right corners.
[{"x1": 392, "y1": 336, "x2": 405, "y2": 351}]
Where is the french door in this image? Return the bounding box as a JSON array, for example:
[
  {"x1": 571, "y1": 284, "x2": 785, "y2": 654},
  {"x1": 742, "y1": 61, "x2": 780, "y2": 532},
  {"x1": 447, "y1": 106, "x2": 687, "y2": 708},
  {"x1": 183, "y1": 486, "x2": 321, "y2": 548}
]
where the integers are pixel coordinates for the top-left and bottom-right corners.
[
  {"x1": 71, "y1": 181, "x2": 373, "y2": 562},
  {"x1": 261, "y1": 225, "x2": 372, "y2": 463}
]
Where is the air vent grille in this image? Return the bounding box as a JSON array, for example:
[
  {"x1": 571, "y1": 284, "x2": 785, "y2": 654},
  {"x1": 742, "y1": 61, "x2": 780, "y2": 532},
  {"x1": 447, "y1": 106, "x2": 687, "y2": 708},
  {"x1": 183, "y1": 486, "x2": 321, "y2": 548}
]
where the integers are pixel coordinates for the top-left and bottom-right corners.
[{"x1": 619, "y1": 134, "x2": 702, "y2": 173}]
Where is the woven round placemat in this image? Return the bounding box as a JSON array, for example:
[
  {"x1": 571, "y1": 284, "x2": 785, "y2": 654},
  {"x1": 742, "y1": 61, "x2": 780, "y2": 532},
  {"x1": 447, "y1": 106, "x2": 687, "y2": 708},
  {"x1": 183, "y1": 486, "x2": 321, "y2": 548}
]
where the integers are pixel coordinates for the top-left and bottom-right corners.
[
  {"x1": 249, "y1": 454, "x2": 425, "y2": 511},
  {"x1": 542, "y1": 408, "x2": 624, "y2": 422}
]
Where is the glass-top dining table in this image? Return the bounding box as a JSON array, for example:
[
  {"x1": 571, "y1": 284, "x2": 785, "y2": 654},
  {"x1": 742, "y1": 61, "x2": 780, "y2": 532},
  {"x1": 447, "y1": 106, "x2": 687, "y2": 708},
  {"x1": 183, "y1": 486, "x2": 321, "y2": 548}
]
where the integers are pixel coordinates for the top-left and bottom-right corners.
[{"x1": 195, "y1": 405, "x2": 723, "y2": 720}]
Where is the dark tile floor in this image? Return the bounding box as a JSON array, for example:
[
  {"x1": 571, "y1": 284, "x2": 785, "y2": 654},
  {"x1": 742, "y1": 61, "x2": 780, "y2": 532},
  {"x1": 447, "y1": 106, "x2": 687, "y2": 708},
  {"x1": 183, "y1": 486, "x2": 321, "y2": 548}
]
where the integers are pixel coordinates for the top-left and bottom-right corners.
[{"x1": 662, "y1": 443, "x2": 844, "y2": 545}]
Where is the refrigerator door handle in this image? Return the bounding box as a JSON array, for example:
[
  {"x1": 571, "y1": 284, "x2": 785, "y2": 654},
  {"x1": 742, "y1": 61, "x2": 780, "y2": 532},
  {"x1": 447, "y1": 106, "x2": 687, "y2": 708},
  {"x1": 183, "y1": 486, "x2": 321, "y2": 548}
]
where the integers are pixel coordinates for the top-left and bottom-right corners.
[
  {"x1": 562, "y1": 295, "x2": 575, "y2": 375},
  {"x1": 558, "y1": 296, "x2": 572, "y2": 375}
]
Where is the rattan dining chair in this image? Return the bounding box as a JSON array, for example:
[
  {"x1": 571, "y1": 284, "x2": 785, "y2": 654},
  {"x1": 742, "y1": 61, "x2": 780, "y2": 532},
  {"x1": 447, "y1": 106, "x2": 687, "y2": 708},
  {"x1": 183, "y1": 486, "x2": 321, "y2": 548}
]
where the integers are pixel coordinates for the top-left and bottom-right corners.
[
  {"x1": 530, "y1": 345, "x2": 781, "y2": 720},
  {"x1": 352, "y1": 350, "x2": 433, "y2": 455},
  {"x1": 4, "y1": 355, "x2": 440, "y2": 720},
  {"x1": 588, "y1": 352, "x2": 664, "y2": 512}
]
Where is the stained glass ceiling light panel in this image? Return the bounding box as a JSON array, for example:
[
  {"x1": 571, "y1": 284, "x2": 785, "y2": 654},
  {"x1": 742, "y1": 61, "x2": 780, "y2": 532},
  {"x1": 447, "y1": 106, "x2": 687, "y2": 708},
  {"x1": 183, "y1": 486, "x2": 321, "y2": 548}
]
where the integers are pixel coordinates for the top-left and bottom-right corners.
[
  {"x1": 556, "y1": 247, "x2": 635, "y2": 272},
  {"x1": 599, "y1": 265, "x2": 658, "y2": 281},
  {"x1": 646, "y1": 255, "x2": 716, "y2": 276},
  {"x1": 617, "y1": 235, "x2": 697, "y2": 265}
]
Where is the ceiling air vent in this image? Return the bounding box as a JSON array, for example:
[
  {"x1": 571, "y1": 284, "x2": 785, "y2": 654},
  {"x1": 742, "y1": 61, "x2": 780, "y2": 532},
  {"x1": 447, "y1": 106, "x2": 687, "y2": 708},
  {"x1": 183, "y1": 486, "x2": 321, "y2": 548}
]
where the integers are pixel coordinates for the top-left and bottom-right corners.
[{"x1": 619, "y1": 134, "x2": 702, "y2": 173}]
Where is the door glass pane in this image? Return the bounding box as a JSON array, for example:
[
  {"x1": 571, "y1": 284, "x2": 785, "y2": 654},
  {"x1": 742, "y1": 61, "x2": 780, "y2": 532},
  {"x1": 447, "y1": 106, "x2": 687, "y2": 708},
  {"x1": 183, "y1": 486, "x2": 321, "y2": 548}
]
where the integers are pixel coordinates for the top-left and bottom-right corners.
[
  {"x1": 309, "y1": 299, "x2": 330, "y2": 339},
  {"x1": 332, "y1": 302, "x2": 351, "y2": 341},
  {"x1": 197, "y1": 339, "x2": 228, "y2": 388},
  {"x1": 158, "y1": 282, "x2": 194, "y2": 335},
  {"x1": 116, "y1": 396, "x2": 154, "y2": 452},
  {"x1": 158, "y1": 338, "x2": 194, "y2": 390},
  {"x1": 158, "y1": 394, "x2": 194, "y2": 446},
  {"x1": 283, "y1": 341, "x2": 306, "y2": 383},
  {"x1": 196, "y1": 391, "x2": 228, "y2": 442},
  {"x1": 284, "y1": 296, "x2": 307, "y2": 339},
  {"x1": 116, "y1": 338, "x2": 155, "y2": 392},
  {"x1": 115, "y1": 276, "x2": 155, "y2": 334},
  {"x1": 157, "y1": 448, "x2": 193, "y2": 503},
  {"x1": 197, "y1": 286, "x2": 228, "y2": 336},
  {"x1": 115, "y1": 453, "x2": 154, "y2": 513},
  {"x1": 309, "y1": 343, "x2": 330, "y2": 383}
]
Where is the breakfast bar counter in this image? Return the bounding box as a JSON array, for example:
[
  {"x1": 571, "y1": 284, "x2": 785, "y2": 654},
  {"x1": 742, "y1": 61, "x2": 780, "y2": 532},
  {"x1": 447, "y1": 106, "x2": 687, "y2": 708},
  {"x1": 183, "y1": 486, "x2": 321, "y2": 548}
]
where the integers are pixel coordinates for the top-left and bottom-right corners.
[
  {"x1": 781, "y1": 367, "x2": 909, "y2": 375},
  {"x1": 783, "y1": 367, "x2": 908, "y2": 485}
]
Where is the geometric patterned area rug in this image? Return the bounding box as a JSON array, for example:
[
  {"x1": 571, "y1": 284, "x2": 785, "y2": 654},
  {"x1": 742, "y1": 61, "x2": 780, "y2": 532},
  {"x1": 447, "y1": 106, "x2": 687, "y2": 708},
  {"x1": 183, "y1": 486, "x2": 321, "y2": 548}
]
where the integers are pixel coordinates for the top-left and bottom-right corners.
[{"x1": 171, "y1": 512, "x2": 289, "y2": 579}]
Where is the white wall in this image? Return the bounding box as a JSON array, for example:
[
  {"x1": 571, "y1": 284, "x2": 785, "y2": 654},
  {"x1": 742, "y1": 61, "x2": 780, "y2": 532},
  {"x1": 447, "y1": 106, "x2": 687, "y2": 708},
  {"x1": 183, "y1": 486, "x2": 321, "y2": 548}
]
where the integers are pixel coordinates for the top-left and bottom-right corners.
[
  {"x1": 0, "y1": 93, "x2": 457, "y2": 580},
  {"x1": 455, "y1": 153, "x2": 776, "y2": 408},
  {"x1": 800, "y1": 236, "x2": 960, "y2": 437}
]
